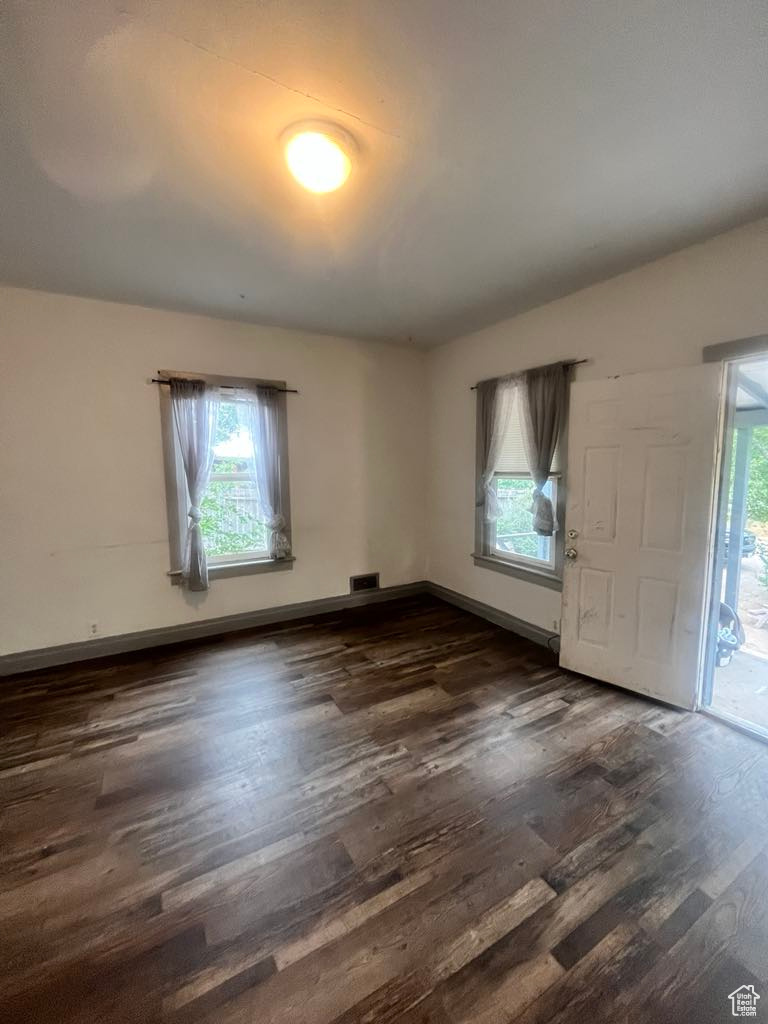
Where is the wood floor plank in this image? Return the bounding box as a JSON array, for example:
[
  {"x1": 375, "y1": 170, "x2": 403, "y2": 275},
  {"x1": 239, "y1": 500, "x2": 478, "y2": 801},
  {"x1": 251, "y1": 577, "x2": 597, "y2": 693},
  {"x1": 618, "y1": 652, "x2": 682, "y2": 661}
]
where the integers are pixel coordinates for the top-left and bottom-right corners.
[{"x1": 1, "y1": 594, "x2": 767, "y2": 1023}]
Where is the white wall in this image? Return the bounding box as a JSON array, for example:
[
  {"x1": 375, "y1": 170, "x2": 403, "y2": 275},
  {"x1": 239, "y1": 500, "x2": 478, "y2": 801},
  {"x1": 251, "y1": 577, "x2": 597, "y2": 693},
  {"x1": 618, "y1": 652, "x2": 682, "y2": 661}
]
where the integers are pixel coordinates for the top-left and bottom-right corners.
[
  {"x1": 427, "y1": 217, "x2": 768, "y2": 632},
  {"x1": 5, "y1": 216, "x2": 768, "y2": 657},
  {"x1": 0, "y1": 286, "x2": 427, "y2": 654}
]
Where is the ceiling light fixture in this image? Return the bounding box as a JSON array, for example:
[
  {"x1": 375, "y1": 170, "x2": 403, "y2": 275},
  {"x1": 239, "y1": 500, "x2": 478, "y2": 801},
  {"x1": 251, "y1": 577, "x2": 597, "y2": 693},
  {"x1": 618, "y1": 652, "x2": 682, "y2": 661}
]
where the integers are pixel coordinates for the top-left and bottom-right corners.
[{"x1": 282, "y1": 121, "x2": 354, "y2": 194}]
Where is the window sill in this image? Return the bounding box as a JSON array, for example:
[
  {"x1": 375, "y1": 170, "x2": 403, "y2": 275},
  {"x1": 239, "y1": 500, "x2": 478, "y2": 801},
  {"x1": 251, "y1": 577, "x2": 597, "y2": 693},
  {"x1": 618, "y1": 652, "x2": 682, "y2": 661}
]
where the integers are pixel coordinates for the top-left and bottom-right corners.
[
  {"x1": 471, "y1": 552, "x2": 562, "y2": 591},
  {"x1": 169, "y1": 556, "x2": 295, "y2": 585}
]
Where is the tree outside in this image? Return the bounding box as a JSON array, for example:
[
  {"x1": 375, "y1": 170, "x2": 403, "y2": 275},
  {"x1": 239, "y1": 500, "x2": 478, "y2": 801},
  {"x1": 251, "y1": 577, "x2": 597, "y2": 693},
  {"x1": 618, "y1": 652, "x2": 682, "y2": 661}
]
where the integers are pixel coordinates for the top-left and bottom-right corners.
[
  {"x1": 199, "y1": 402, "x2": 267, "y2": 557},
  {"x1": 747, "y1": 426, "x2": 768, "y2": 525},
  {"x1": 494, "y1": 477, "x2": 553, "y2": 561}
]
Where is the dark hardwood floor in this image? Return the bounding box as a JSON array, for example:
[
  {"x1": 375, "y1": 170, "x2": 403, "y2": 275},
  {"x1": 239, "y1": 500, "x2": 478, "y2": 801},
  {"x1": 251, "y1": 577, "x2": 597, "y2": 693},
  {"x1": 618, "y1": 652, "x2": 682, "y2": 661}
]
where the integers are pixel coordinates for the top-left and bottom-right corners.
[{"x1": 2, "y1": 595, "x2": 768, "y2": 1023}]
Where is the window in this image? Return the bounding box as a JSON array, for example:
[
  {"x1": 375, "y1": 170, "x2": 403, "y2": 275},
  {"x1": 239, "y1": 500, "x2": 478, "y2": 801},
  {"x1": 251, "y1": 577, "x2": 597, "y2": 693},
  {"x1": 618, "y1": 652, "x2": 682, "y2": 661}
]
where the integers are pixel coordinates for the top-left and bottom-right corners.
[
  {"x1": 159, "y1": 371, "x2": 292, "y2": 582},
  {"x1": 474, "y1": 384, "x2": 565, "y2": 587},
  {"x1": 203, "y1": 400, "x2": 268, "y2": 563},
  {"x1": 490, "y1": 476, "x2": 557, "y2": 570}
]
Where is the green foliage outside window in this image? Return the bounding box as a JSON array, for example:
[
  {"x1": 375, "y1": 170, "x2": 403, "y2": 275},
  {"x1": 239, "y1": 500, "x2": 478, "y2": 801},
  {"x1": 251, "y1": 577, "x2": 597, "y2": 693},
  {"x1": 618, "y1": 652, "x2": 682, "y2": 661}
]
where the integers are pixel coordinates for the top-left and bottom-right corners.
[
  {"x1": 495, "y1": 477, "x2": 547, "y2": 560},
  {"x1": 215, "y1": 402, "x2": 240, "y2": 446},
  {"x1": 741, "y1": 426, "x2": 768, "y2": 587},
  {"x1": 747, "y1": 427, "x2": 768, "y2": 524},
  {"x1": 200, "y1": 475, "x2": 267, "y2": 557},
  {"x1": 199, "y1": 404, "x2": 268, "y2": 557}
]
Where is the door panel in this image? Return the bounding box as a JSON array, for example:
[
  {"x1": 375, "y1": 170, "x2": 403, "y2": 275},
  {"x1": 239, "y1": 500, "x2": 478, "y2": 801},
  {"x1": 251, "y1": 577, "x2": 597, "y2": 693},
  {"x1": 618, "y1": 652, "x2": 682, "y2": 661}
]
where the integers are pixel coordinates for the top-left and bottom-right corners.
[
  {"x1": 559, "y1": 364, "x2": 723, "y2": 709},
  {"x1": 583, "y1": 446, "x2": 620, "y2": 541},
  {"x1": 577, "y1": 568, "x2": 613, "y2": 646},
  {"x1": 636, "y1": 577, "x2": 678, "y2": 660},
  {"x1": 641, "y1": 447, "x2": 687, "y2": 551}
]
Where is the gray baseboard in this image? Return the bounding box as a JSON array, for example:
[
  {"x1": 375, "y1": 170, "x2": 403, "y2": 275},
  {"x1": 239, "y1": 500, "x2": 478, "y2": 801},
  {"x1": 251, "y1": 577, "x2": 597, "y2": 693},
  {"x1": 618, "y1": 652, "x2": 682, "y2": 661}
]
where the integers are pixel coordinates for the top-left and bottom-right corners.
[
  {"x1": 424, "y1": 582, "x2": 559, "y2": 651},
  {"x1": 0, "y1": 582, "x2": 429, "y2": 676},
  {"x1": 1, "y1": 580, "x2": 559, "y2": 676}
]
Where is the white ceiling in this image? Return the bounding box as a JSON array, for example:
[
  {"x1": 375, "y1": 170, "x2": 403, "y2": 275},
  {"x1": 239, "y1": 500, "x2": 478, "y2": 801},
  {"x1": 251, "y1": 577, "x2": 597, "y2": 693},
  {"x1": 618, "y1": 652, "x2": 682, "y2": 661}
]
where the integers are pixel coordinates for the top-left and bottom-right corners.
[{"x1": 2, "y1": 0, "x2": 768, "y2": 346}]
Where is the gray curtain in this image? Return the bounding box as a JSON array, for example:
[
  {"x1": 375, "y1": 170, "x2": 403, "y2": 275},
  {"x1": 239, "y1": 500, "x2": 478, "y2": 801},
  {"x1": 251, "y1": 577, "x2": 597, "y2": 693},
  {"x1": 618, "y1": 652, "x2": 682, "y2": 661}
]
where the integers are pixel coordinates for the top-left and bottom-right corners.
[
  {"x1": 519, "y1": 363, "x2": 569, "y2": 536},
  {"x1": 170, "y1": 379, "x2": 220, "y2": 590},
  {"x1": 476, "y1": 374, "x2": 516, "y2": 523},
  {"x1": 238, "y1": 386, "x2": 290, "y2": 559}
]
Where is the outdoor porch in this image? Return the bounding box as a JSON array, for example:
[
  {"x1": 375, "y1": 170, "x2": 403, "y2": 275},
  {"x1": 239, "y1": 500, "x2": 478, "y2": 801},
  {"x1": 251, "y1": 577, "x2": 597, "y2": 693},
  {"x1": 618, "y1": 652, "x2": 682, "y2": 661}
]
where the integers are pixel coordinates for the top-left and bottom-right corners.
[
  {"x1": 710, "y1": 359, "x2": 768, "y2": 733},
  {"x1": 712, "y1": 647, "x2": 768, "y2": 732}
]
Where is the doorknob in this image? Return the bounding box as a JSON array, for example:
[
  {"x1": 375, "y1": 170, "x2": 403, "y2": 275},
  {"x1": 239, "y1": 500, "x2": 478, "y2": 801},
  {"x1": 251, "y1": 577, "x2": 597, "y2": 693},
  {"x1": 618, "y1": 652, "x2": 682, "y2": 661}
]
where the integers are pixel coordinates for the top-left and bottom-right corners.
[{"x1": 565, "y1": 547, "x2": 578, "y2": 560}]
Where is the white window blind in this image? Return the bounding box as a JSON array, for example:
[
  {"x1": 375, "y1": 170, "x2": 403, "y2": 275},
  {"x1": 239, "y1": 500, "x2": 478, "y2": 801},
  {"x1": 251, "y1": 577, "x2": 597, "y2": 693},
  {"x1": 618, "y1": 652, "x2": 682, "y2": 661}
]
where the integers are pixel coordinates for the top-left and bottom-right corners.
[{"x1": 495, "y1": 390, "x2": 562, "y2": 475}]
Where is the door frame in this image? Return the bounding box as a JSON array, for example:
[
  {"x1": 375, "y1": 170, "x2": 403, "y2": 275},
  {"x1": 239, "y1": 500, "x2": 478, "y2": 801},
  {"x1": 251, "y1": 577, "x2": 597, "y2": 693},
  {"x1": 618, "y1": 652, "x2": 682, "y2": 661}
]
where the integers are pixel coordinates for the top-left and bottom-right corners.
[
  {"x1": 698, "y1": 338, "x2": 768, "y2": 737},
  {"x1": 698, "y1": 359, "x2": 738, "y2": 710}
]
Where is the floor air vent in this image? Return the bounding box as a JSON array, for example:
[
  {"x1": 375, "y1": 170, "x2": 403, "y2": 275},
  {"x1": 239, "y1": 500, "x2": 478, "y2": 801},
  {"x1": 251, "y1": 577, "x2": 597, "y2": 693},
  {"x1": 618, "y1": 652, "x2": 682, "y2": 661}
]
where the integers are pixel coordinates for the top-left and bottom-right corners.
[{"x1": 350, "y1": 573, "x2": 380, "y2": 593}]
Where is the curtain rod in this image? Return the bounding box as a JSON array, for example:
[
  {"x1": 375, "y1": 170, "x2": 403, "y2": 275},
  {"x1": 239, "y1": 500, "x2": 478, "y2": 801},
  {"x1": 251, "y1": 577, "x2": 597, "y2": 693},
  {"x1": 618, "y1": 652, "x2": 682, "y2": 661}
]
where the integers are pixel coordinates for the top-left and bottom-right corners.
[
  {"x1": 151, "y1": 378, "x2": 298, "y2": 393},
  {"x1": 469, "y1": 359, "x2": 588, "y2": 390}
]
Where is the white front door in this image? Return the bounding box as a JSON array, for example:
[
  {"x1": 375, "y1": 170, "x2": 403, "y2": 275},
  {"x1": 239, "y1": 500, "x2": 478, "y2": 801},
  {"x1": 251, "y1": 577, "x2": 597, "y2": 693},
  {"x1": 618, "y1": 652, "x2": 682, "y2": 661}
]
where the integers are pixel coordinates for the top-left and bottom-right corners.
[{"x1": 559, "y1": 364, "x2": 723, "y2": 709}]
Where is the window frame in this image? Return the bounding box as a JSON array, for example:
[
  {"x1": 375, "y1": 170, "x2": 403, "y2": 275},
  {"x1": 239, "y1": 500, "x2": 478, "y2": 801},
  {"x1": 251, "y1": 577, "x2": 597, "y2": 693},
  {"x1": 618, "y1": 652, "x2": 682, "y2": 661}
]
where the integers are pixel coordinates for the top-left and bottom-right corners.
[
  {"x1": 158, "y1": 369, "x2": 293, "y2": 584},
  {"x1": 473, "y1": 393, "x2": 567, "y2": 591}
]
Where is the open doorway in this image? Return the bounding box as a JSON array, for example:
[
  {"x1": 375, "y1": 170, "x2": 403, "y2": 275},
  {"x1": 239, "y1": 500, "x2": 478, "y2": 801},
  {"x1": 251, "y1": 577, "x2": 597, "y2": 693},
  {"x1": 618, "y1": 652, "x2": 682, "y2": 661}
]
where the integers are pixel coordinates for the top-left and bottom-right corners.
[{"x1": 703, "y1": 354, "x2": 768, "y2": 737}]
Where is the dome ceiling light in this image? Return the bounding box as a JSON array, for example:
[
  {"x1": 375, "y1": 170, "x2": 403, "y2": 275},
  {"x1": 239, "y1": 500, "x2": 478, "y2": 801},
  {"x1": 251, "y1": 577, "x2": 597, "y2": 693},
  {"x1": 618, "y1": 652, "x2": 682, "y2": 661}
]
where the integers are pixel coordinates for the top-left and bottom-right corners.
[{"x1": 282, "y1": 121, "x2": 354, "y2": 194}]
